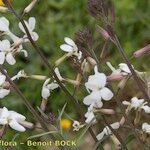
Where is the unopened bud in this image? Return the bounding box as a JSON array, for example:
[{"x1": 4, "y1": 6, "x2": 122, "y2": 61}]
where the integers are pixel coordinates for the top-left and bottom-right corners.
[
  {"x1": 94, "y1": 108, "x2": 115, "y2": 115},
  {"x1": 119, "y1": 117, "x2": 125, "y2": 126},
  {"x1": 97, "y1": 26, "x2": 110, "y2": 40},
  {"x1": 20, "y1": 121, "x2": 34, "y2": 129},
  {"x1": 29, "y1": 75, "x2": 47, "y2": 80},
  {"x1": 0, "y1": 6, "x2": 8, "y2": 12},
  {"x1": 133, "y1": 44, "x2": 150, "y2": 58},
  {"x1": 40, "y1": 99, "x2": 48, "y2": 112},
  {"x1": 107, "y1": 74, "x2": 124, "y2": 81},
  {"x1": 24, "y1": 0, "x2": 38, "y2": 14},
  {"x1": 86, "y1": 57, "x2": 97, "y2": 66}
]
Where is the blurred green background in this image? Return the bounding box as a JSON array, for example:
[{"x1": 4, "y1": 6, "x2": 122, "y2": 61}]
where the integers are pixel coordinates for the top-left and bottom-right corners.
[{"x1": 0, "y1": 0, "x2": 150, "y2": 149}]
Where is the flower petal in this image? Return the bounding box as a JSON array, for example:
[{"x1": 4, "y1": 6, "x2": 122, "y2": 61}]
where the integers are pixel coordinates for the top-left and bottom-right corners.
[
  {"x1": 6, "y1": 53, "x2": 16, "y2": 65},
  {"x1": 47, "y1": 83, "x2": 59, "y2": 90},
  {"x1": 0, "y1": 52, "x2": 5, "y2": 64},
  {"x1": 83, "y1": 91, "x2": 102, "y2": 107},
  {"x1": 0, "y1": 17, "x2": 9, "y2": 32},
  {"x1": 111, "y1": 122, "x2": 120, "y2": 129},
  {"x1": 96, "y1": 131, "x2": 105, "y2": 141},
  {"x1": 60, "y1": 44, "x2": 73, "y2": 52},
  {"x1": 142, "y1": 105, "x2": 150, "y2": 113},
  {"x1": 85, "y1": 73, "x2": 107, "y2": 91},
  {"x1": 64, "y1": 37, "x2": 75, "y2": 47},
  {"x1": 100, "y1": 87, "x2": 113, "y2": 101},
  {"x1": 119, "y1": 63, "x2": 131, "y2": 74},
  {"x1": 42, "y1": 87, "x2": 50, "y2": 99},
  {"x1": 0, "y1": 40, "x2": 11, "y2": 50},
  {"x1": 0, "y1": 89, "x2": 10, "y2": 98},
  {"x1": 0, "y1": 74, "x2": 6, "y2": 86},
  {"x1": 31, "y1": 32, "x2": 39, "y2": 41},
  {"x1": 28, "y1": 17, "x2": 36, "y2": 31},
  {"x1": 9, "y1": 120, "x2": 26, "y2": 132}
]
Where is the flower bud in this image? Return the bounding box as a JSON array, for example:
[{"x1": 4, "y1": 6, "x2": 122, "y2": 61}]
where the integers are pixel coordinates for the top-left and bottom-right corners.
[
  {"x1": 119, "y1": 117, "x2": 125, "y2": 126},
  {"x1": 29, "y1": 75, "x2": 47, "y2": 80},
  {"x1": 94, "y1": 108, "x2": 115, "y2": 115},
  {"x1": 40, "y1": 99, "x2": 48, "y2": 112},
  {"x1": 24, "y1": 0, "x2": 38, "y2": 14},
  {"x1": 86, "y1": 57, "x2": 97, "y2": 66},
  {"x1": 20, "y1": 121, "x2": 34, "y2": 129},
  {"x1": 133, "y1": 44, "x2": 150, "y2": 58},
  {"x1": 107, "y1": 74, "x2": 124, "y2": 81},
  {"x1": 96, "y1": 26, "x2": 110, "y2": 40},
  {"x1": 0, "y1": 6, "x2": 8, "y2": 12}
]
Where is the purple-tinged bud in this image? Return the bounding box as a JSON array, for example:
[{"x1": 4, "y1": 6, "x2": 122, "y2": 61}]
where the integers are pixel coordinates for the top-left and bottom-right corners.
[
  {"x1": 20, "y1": 121, "x2": 34, "y2": 129},
  {"x1": 97, "y1": 26, "x2": 110, "y2": 40},
  {"x1": 133, "y1": 44, "x2": 150, "y2": 58},
  {"x1": 107, "y1": 74, "x2": 124, "y2": 81}
]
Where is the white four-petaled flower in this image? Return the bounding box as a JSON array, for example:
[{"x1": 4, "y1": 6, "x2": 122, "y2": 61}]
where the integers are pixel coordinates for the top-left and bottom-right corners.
[
  {"x1": 60, "y1": 37, "x2": 82, "y2": 60},
  {"x1": 83, "y1": 66, "x2": 113, "y2": 108},
  {"x1": 107, "y1": 62, "x2": 132, "y2": 76},
  {"x1": 41, "y1": 78, "x2": 59, "y2": 99},
  {"x1": 19, "y1": 17, "x2": 39, "y2": 41},
  {"x1": 0, "y1": 107, "x2": 26, "y2": 132},
  {"x1": 122, "y1": 97, "x2": 150, "y2": 113},
  {"x1": 96, "y1": 122, "x2": 120, "y2": 141},
  {"x1": 72, "y1": 121, "x2": 84, "y2": 131},
  {"x1": 0, "y1": 40, "x2": 16, "y2": 65}
]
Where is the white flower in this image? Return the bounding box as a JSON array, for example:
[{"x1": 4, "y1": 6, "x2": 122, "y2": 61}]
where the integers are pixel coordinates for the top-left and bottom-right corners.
[
  {"x1": 11, "y1": 70, "x2": 27, "y2": 81},
  {"x1": 0, "y1": 74, "x2": 10, "y2": 98},
  {"x1": 41, "y1": 78, "x2": 59, "y2": 99},
  {"x1": 85, "y1": 104, "x2": 96, "y2": 124},
  {"x1": 107, "y1": 62, "x2": 132, "y2": 76},
  {"x1": 60, "y1": 37, "x2": 82, "y2": 60},
  {"x1": 142, "y1": 123, "x2": 150, "y2": 133},
  {"x1": 119, "y1": 63, "x2": 131, "y2": 74},
  {"x1": 83, "y1": 66, "x2": 113, "y2": 108},
  {"x1": 96, "y1": 122, "x2": 120, "y2": 141},
  {"x1": 0, "y1": 40, "x2": 16, "y2": 65},
  {"x1": 19, "y1": 17, "x2": 39, "y2": 41},
  {"x1": 72, "y1": 121, "x2": 84, "y2": 131},
  {"x1": 122, "y1": 97, "x2": 150, "y2": 113},
  {"x1": 0, "y1": 107, "x2": 26, "y2": 132}
]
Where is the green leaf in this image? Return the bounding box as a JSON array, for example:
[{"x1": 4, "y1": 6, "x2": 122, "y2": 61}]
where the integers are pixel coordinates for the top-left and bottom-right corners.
[
  {"x1": 57, "y1": 103, "x2": 67, "y2": 121},
  {"x1": 27, "y1": 131, "x2": 58, "y2": 140},
  {"x1": 124, "y1": 133, "x2": 135, "y2": 145}
]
